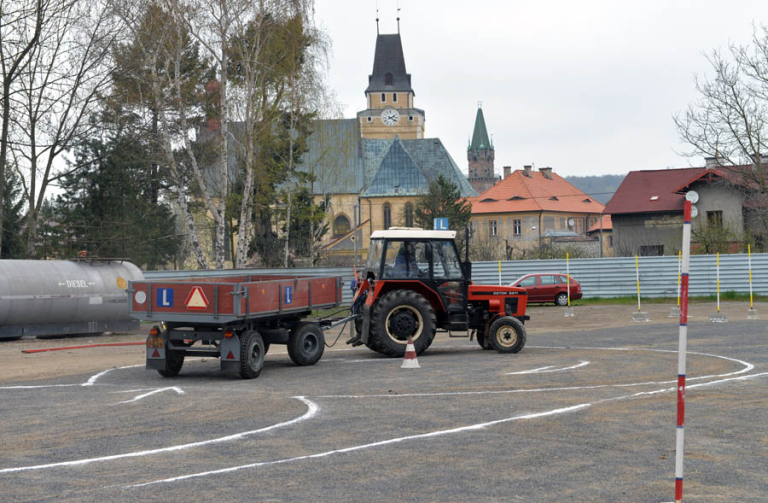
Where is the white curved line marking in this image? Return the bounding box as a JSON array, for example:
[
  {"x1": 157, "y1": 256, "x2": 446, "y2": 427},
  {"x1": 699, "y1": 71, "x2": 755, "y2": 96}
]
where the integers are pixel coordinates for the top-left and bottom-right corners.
[
  {"x1": 319, "y1": 348, "x2": 755, "y2": 399},
  {"x1": 116, "y1": 387, "x2": 185, "y2": 404},
  {"x1": 126, "y1": 403, "x2": 591, "y2": 488},
  {"x1": 82, "y1": 365, "x2": 143, "y2": 387},
  {"x1": 0, "y1": 396, "x2": 318, "y2": 475},
  {"x1": 128, "y1": 370, "x2": 768, "y2": 489},
  {"x1": 507, "y1": 361, "x2": 589, "y2": 375}
]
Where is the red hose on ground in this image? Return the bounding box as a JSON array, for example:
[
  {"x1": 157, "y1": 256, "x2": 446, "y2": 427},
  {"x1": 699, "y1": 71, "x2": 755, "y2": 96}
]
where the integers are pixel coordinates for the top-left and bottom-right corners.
[{"x1": 21, "y1": 342, "x2": 144, "y2": 354}]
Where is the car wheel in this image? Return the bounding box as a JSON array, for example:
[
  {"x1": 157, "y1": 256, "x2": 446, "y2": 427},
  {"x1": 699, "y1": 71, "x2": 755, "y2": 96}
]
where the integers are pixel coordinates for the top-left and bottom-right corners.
[{"x1": 555, "y1": 292, "x2": 568, "y2": 306}]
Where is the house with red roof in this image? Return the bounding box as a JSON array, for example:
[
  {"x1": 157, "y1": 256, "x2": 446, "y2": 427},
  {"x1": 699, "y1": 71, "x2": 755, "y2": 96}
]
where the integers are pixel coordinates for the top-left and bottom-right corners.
[
  {"x1": 603, "y1": 158, "x2": 767, "y2": 256},
  {"x1": 469, "y1": 166, "x2": 607, "y2": 257}
]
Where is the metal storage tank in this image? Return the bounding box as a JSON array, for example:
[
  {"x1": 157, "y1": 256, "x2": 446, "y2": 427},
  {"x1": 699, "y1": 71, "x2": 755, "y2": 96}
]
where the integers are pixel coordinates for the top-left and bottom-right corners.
[{"x1": 0, "y1": 260, "x2": 144, "y2": 339}]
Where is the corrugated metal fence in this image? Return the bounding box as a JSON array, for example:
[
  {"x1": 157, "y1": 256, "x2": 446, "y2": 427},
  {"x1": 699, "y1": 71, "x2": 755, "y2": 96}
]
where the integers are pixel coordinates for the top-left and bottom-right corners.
[{"x1": 145, "y1": 253, "x2": 768, "y2": 304}]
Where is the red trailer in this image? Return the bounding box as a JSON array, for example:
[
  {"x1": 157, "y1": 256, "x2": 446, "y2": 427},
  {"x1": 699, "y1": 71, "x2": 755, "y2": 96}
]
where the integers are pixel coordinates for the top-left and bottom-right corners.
[{"x1": 129, "y1": 274, "x2": 347, "y2": 379}]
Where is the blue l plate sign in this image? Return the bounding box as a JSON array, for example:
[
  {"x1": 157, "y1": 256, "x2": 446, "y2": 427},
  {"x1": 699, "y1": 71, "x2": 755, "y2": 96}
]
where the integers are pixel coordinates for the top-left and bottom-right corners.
[
  {"x1": 157, "y1": 288, "x2": 174, "y2": 307},
  {"x1": 434, "y1": 217, "x2": 449, "y2": 230}
]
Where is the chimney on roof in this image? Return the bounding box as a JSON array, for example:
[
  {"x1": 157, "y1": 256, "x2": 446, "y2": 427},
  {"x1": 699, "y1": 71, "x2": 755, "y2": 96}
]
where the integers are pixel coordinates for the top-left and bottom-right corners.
[
  {"x1": 523, "y1": 165, "x2": 532, "y2": 177},
  {"x1": 705, "y1": 156, "x2": 720, "y2": 169},
  {"x1": 503, "y1": 166, "x2": 511, "y2": 179},
  {"x1": 540, "y1": 167, "x2": 553, "y2": 180}
]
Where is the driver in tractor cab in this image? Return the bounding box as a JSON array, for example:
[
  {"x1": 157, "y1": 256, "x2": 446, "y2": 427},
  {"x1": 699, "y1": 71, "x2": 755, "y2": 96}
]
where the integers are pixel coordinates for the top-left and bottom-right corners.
[{"x1": 394, "y1": 242, "x2": 417, "y2": 278}]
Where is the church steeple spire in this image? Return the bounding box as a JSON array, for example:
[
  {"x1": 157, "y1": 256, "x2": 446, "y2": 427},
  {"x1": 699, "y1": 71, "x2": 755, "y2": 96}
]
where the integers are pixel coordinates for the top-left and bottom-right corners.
[{"x1": 469, "y1": 105, "x2": 492, "y2": 152}]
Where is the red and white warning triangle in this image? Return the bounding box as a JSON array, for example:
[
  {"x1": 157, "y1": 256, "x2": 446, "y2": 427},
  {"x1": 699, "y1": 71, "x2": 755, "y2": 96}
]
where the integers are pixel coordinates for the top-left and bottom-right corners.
[{"x1": 185, "y1": 286, "x2": 209, "y2": 310}]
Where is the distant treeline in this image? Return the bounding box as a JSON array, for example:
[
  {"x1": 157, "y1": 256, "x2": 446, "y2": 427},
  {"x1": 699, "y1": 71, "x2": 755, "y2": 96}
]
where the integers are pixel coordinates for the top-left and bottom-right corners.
[{"x1": 565, "y1": 174, "x2": 625, "y2": 205}]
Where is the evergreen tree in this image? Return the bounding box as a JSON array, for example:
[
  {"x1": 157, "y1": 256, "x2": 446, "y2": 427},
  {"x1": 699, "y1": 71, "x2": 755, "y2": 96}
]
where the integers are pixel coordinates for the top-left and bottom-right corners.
[
  {"x1": 1, "y1": 167, "x2": 25, "y2": 258},
  {"x1": 414, "y1": 175, "x2": 472, "y2": 231},
  {"x1": 51, "y1": 134, "x2": 181, "y2": 268}
]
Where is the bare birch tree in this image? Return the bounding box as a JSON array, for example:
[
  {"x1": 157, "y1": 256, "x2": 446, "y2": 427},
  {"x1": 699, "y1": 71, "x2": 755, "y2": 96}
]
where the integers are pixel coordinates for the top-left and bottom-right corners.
[
  {"x1": 0, "y1": 0, "x2": 46, "y2": 256},
  {"x1": 7, "y1": 0, "x2": 124, "y2": 257}
]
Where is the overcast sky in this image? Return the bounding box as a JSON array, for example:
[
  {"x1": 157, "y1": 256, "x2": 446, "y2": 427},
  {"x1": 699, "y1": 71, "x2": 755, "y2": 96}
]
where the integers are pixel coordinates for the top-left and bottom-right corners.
[{"x1": 314, "y1": 0, "x2": 768, "y2": 177}]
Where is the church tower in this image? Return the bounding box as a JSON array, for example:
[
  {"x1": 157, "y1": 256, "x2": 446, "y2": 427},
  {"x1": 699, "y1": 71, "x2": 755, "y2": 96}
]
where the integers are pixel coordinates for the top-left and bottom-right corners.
[
  {"x1": 357, "y1": 32, "x2": 425, "y2": 139},
  {"x1": 467, "y1": 105, "x2": 497, "y2": 193}
]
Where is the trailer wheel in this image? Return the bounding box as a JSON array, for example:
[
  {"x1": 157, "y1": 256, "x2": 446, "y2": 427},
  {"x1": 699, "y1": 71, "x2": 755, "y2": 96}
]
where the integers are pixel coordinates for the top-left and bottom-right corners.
[
  {"x1": 157, "y1": 351, "x2": 185, "y2": 377},
  {"x1": 239, "y1": 331, "x2": 265, "y2": 379},
  {"x1": 369, "y1": 289, "x2": 436, "y2": 357},
  {"x1": 488, "y1": 317, "x2": 526, "y2": 354},
  {"x1": 288, "y1": 323, "x2": 325, "y2": 366}
]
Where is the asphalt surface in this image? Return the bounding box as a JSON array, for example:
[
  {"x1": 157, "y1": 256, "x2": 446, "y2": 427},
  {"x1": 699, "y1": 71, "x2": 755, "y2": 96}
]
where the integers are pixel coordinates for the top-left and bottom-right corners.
[{"x1": 1, "y1": 316, "x2": 767, "y2": 502}]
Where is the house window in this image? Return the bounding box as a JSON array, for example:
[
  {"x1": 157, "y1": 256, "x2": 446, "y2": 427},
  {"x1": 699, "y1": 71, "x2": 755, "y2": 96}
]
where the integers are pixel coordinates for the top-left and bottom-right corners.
[
  {"x1": 404, "y1": 202, "x2": 414, "y2": 227},
  {"x1": 707, "y1": 211, "x2": 723, "y2": 228},
  {"x1": 513, "y1": 219, "x2": 521, "y2": 236},
  {"x1": 640, "y1": 245, "x2": 664, "y2": 257},
  {"x1": 385, "y1": 72, "x2": 393, "y2": 86},
  {"x1": 490, "y1": 220, "x2": 498, "y2": 237},
  {"x1": 367, "y1": 116, "x2": 372, "y2": 122},
  {"x1": 381, "y1": 93, "x2": 386, "y2": 103},
  {"x1": 409, "y1": 115, "x2": 413, "y2": 121},
  {"x1": 393, "y1": 93, "x2": 397, "y2": 103},
  {"x1": 469, "y1": 220, "x2": 475, "y2": 234},
  {"x1": 333, "y1": 215, "x2": 350, "y2": 237},
  {"x1": 383, "y1": 203, "x2": 392, "y2": 230},
  {"x1": 609, "y1": 235, "x2": 613, "y2": 247}
]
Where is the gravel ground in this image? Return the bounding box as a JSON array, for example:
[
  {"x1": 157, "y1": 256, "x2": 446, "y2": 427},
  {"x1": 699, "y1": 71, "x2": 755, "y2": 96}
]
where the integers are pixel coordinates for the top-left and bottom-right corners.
[{"x1": 0, "y1": 302, "x2": 766, "y2": 502}]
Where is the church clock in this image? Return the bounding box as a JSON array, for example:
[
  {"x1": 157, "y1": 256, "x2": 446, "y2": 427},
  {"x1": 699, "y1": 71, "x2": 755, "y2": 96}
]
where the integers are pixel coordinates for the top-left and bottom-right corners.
[{"x1": 381, "y1": 109, "x2": 399, "y2": 126}]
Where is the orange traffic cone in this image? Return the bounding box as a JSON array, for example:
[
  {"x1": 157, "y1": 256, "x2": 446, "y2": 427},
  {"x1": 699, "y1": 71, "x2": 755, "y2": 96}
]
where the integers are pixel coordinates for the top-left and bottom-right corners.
[{"x1": 401, "y1": 336, "x2": 420, "y2": 369}]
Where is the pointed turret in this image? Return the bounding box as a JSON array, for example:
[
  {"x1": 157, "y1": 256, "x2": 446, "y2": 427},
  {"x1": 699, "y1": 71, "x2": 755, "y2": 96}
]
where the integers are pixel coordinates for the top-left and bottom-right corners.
[
  {"x1": 366, "y1": 34, "x2": 413, "y2": 94},
  {"x1": 467, "y1": 105, "x2": 497, "y2": 193}
]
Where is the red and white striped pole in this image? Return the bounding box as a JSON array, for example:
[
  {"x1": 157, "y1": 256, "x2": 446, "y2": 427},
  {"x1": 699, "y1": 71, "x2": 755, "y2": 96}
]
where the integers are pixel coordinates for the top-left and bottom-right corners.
[{"x1": 675, "y1": 199, "x2": 692, "y2": 503}]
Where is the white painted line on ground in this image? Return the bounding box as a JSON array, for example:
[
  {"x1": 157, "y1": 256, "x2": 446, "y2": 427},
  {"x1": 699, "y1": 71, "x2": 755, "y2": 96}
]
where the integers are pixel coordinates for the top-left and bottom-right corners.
[
  {"x1": 82, "y1": 365, "x2": 144, "y2": 387},
  {"x1": 115, "y1": 387, "x2": 185, "y2": 404},
  {"x1": 125, "y1": 370, "x2": 768, "y2": 489},
  {"x1": 0, "y1": 384, "x2": 80, "y2": 390},
  {"x1": 507, "y1": 361, "x2": 589, "y2": 375},
  {"x1": 0, "y1": 396, "x2": 318, "y2": 475},
  {"x1": 125, "y1": 403, "x2": 591, "y2": 488}
]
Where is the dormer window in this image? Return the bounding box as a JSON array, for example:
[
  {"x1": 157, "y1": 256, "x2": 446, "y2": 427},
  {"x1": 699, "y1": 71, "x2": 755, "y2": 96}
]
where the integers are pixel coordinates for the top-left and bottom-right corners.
[
  {"x1": 385, "y1": 72, "x2": 393, "y2": 86},
  {"x1": 549, "y1": 196, "x2": 559, "y2": 201}
]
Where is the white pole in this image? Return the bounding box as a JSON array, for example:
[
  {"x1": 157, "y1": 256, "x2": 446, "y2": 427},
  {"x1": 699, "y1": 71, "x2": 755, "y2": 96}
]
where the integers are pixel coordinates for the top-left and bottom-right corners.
[{"x1": 675, "y1": 200, "x2": 692, "y2": 503}]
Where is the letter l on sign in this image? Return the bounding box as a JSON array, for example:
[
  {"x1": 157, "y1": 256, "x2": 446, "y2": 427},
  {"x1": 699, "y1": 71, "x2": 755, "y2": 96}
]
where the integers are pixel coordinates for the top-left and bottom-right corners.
[{"x1": 434, "y1": 217, "x2": 449, "y2": 230}]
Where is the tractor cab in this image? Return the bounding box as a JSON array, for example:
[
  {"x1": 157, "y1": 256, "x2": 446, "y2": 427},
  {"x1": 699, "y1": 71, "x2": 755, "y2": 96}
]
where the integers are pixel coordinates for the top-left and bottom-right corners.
[{"x1": 350, "y1": 227, "x2": 529, "y2": 357}]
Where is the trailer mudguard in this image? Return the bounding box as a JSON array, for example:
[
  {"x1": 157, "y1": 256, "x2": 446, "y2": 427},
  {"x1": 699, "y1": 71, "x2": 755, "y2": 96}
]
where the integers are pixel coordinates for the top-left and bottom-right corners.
[
  {"x1": 146, "y1": 333, "x2": 166, "y2": 370},
  {"x1": 220, "y1": 334, "x2": 241, "y2": 372}
]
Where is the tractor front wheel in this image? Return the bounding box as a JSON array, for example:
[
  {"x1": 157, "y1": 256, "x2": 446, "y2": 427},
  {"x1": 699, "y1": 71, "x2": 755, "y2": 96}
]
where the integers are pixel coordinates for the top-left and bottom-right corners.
[
  {"x1": 369, "y1": 289, "x2": 436, "y2": 357},
  {"x1": 488, "y1": 317, "x2": 527, "y2": 354}
]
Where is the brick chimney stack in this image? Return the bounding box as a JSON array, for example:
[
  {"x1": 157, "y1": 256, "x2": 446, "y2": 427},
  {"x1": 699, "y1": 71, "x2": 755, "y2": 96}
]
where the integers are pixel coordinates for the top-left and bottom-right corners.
[
  {"x1": 540, "y1": 167, "x2": 553, "y2": 179},
  {"x1": 503, "y1": 166, "x2": 511, "y2": 179},
  {"x1": 523, "y1": 165, "x2": 532, "y2": 177}
]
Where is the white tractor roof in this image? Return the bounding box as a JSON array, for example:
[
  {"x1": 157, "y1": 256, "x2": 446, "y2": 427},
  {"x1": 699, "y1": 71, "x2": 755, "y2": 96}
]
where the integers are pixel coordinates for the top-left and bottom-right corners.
[{"x1": 370, "y1": 227, "x2": 457, "y2": 240}]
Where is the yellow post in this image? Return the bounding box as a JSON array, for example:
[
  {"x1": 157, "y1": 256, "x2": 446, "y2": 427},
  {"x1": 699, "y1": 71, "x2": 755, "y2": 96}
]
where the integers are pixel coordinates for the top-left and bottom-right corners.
[
  {"x1": 749, "y1": 244, "x2": 754, "y2": 309},
  {"x1": 636, "y1": 255, "x2": 641, "y2": 312},
  {"x1": 677, "y1": 251, "x2": 682, "y2": 307},
  {"x1": 717, "y1": 252, "x2": 721, "y2": 313},
  {"x1": 566, "y1": 252, "x2": 571, "y2": 307}
]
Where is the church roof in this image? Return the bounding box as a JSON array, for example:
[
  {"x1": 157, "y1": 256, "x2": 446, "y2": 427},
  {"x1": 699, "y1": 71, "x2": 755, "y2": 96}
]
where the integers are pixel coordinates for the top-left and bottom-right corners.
[
  {"x1": 365, "y1": 33, "x2": 414, "y2": 94},
  {"x1": 296, "y1": 119, "x2": 478, "y2": 199},
  {"x1": 362, "y1": 137, "x2": 427, "y2": 197},
  {"x1": 469, "y1": 107, "x2": 492, "y2": 151}
]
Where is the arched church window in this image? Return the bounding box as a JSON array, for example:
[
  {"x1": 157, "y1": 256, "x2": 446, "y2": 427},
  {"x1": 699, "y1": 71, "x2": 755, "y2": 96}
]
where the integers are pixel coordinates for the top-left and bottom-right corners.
[
  {"x1": 393, "y1": 93, "x2": 397, "y2": 103},
  {"x1": 381, "y1": 93, "x2": 386, "y2": 103},
  {"x1": 404, "y1": 202, "x2": 414, "y2": 227},
  {"x1": 333, "y1": 215, "x2": 350, "y2": 237},
  {"x1": 383, "y1": 203, "x2": 392, "y2": 230},
  {"x1": 385, "y1": 72, "x2": 393, "y2": 86}
]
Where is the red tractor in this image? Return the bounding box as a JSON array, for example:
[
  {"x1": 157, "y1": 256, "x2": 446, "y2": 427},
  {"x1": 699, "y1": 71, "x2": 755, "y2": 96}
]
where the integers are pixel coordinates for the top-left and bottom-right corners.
[{"x1": 348, "y1": 228, "x2": 529, "y2": 356}]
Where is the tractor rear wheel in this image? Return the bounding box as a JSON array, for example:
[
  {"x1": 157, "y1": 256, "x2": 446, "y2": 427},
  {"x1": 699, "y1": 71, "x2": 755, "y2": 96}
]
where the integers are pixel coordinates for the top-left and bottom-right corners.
[
  {"x1": 488, "y1": 317, "x2": 526, "y2": 354},
  {"x1": 368, "y1": 289, "x2": 436, "y2": 357}
]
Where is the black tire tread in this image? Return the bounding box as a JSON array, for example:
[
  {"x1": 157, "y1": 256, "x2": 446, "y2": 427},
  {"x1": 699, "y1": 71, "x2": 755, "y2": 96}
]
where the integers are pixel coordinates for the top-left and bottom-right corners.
[
  {"x1": 239, "y1": 331, "x2": 265, "y2": 379},
  {"x1": 488, "y1": 316, "x2": 527, "y2": 354},
  {"x1": 287, "y1": 322, "x2": 325, "y2": 366},
  {"x1": 368, "y1": 289, "x2": 436, "y2": 357}
]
